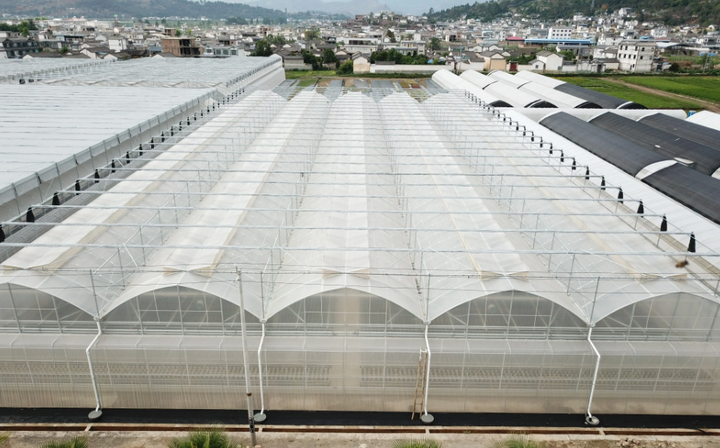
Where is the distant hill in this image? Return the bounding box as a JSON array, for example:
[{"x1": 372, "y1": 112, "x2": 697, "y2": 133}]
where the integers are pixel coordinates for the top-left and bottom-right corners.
[
  {"x1": 428, "y1": 0, "x2": 720, "y2": 26},
  {"x1": 0, "y1": 0, "x2": 286, "y2": 20},
  {"x1": 241, "y1": 0, "x2": 389, "y2": 16}
]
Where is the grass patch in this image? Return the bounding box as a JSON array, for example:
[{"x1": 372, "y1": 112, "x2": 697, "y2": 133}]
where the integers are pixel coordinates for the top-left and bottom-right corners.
[
  {"x1": 38, "y1": 437, "x2": 88, "y2": 448},
  {"x1": 558, "y1": 76, "x2": 703, "y2": 110},
  {"x1": 490, "y1": 434, "x2": 543, "y2": 448},
  {"x1": 296, "y1": 78, "x2": 319, "y2": 87},
  {"x1": 618, "y1": 76, "x2": 720, "y2": 104},
  {"x1": 0, "y1": 433, "x2": 7, "y2": 445},
  {"x1": 167, "y1": 428, "x2": 238, "y2": 448},
  {"x1": 391, "y1": 438, "x2": 443, "y2": 448},
  {"x1": 284, "y1": 70, "x2": 336, "y2": 79}
]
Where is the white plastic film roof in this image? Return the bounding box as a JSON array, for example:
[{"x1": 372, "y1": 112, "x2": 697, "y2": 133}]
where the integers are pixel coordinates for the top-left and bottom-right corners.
[
  {"x1": 32, "y1": 55, "x2": 283, "y2": 95},
  {"x1": 432, "y1": 70, "x2": 508, "y2": 106},
  {"x1": 0, "y1": 58, "x2": 112, "y2": 82},
  {"x1": 1, "y1": 87, "x2": 718, "y2": 326},
  {"x1": 0, "y1": 85, "x2": 213, "y2": 214},
  {"x1": 686, "y1": 110, "x2": 720, "y2": 131},
  {"x1": 515, "y1": 69, "x2": 566, "y2": 88}
]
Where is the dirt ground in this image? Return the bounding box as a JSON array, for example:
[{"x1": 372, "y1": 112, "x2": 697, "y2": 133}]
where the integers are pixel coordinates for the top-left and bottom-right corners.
[{"x1": 4, "y1": 431, "x2": 720, "y2": 448}]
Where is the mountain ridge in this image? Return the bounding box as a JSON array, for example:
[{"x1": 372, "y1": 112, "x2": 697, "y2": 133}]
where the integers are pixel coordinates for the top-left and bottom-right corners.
[
  {"x1": 0, "y1": 0, "x2": 286, "y2": 20},
  {"x1": 428, "y1": 0, "x2": 720, "y2": 26}
]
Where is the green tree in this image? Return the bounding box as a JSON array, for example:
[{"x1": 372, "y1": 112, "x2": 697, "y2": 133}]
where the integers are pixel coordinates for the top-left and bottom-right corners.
[
  {"x1": 175, "y1": 29, "x2": 182, "y2": 36},
  {"x1": 669, "y1": 62, "x2": 680, "y2": 72},
  {"x1": 266, "y1": 34, "x2": 287, "y2": 46},
  {"x1": 387, "y1": 29, "x2": 396, "y2": 42},
  {"x1": 302, "y1": 50, "x2": 321, "y2": 69},
  {"x1": 560, "y1": 49, "x2": 575, "y2": 61},
  {"x1": 304, "y1": 28, "x2": 319, "y2": 40},
  {"x1": 251, "y1": 39, "x2": 273, "y2": 56},
  {"x1": 60, "y1": 46, "x2": 68, "y2": 54},
  {"x1": 322, "y1": 48, "x2": 338, "y2": 65},
  {"x1": 161, "y1": 18, "x2": 167, "y2": 24},
  {"x1": 337, "y1": 59, "x2": 353, "y2": 74},
  {"x1": 428, "y1": 37, "x2": 441, "y2": 51}
]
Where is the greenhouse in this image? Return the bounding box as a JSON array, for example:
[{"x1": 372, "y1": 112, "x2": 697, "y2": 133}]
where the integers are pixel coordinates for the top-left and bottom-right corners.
[{"x1": 1, "y1": 79, "x2": 720, "y2": 422}]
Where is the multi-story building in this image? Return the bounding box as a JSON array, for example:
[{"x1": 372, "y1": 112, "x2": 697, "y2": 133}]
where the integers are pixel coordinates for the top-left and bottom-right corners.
[
  {"x1": 617, "y1": 39, "x2": 655, "y2": 72},
  {"x1": 161, "y1": 37, "x2": 202, "y2": 57},
  {"x1": 548, "y1": 27, "x2": 573, "y2": 39},
  {"x1": 0, "y1": 32, "x2": 41, "y2": 59}
]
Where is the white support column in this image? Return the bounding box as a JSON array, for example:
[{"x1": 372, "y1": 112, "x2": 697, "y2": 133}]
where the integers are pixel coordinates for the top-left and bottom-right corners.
[{"x1": 86, "y1": 319, "x2": 103, "y2": 421}]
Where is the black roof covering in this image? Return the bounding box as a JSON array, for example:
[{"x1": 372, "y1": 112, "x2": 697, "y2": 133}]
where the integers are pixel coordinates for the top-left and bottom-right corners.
[
  {"x1": 589, "y1": 112, "x2": 720, "y2": 176},
  {"x1": 490, "y1": 100, "x2": 513, "y2": 108},
  {"x1": 540, "y1": 112, "x2": 667, "y2": 176},
  {"x1": 639, "y1": 113, "x2": 720, "y2": 152},
  {"x1": 528, "y1": 100, "x2": 558, "y2": 109},
  {"x1": 555, "y1": 83, "x2": 646, "y2": 110},
  {"x1": 643, "y1": 163, "x2": 720, "y2": 225}
]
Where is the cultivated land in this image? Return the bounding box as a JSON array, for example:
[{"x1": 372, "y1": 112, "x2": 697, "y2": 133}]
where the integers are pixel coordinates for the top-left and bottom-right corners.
[
  {"x1": 285, "y1": 70, "x2": 720, "y2": 112},
  {"x1": 618, "y1": 76, "x2": 720, "y2": 105},
  {"x1": 556, "y1": 76, "x2": 705, "y2": 110},
  {"x1": 284, "y1": 70, "x2": 431, "y2": 88}
]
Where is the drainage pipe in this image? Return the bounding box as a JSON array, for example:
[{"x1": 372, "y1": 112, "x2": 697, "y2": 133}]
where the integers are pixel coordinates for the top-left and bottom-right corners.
[
  {"x1": 86, "y1": 319, "x2": 103, "y2": 421},
  {"x1": 585, "y1": 326, "x2": 601, "y2": 426}
]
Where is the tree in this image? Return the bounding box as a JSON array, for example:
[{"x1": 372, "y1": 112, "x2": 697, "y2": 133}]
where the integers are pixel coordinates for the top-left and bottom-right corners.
[
  {"x1": 560, "y1": 50, "x2": 575, "y2": 61},
  {"x1": 337, "y1": 59, "x2": 353, "y2": 74},
  {"x1": 304, "y1": 28, "x2": 319, "y2": 40},
  {"x1": 185, "y1": 29, "x2": 192, "y2": 36},
  {"x1": 322, "y1": 48, "x2": 338, "y2": 66},
  {"x1": 161, "y1": 18, "x2": 167, "y2": 24},
  {"x1": 251, "y1": 40, "x2": 273, "y2": 56},
  {"x1": 175, "y1": 29, "x2": 182, "y2": 36},
  {"x1": 669, "y1": 62, "x2": 680, "y2": 72},
  {"x1": 302, "y1": 50, "x2": 321, "y2": 70},
  {"x1": 428, "y1": 37, "x2": 441, "y2": 51},
  {"x1": 386, "y1": 29, "x2": 396, "y2": 42},
  {"x1": 60, "y1": 46, "x2": 68, "y2": 54}
]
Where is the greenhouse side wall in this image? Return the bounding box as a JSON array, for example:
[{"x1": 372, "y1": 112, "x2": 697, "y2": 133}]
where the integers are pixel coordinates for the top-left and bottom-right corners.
[{"x1": 2, "y1": 334, "x2": 720, "y2": 414}]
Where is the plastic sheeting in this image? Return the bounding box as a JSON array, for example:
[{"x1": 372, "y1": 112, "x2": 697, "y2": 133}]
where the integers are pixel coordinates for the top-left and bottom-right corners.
[
  {"x1": 540, "y1": 112, "x2": 669, "y2": 176},
  {"x1": 590, "y1": 112, "x2": 720, "y2": 176}
]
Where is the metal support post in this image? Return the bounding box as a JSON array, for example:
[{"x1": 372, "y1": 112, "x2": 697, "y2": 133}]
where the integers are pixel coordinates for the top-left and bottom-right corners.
[
  {"x1": 421, "y1": 323, "x2": 434, "y2": 424},
  {"x1": 87, "y1": 319, "x2": 103, "y2": 421},
  {"x1": 236, "y1": 269, "x2": 257, "y2": 446},
  {"x1": 585, "y1": 326, "x2": 601, "y2": 426},
  {"x1": 255, "y1": 321, "x2": 267, "y2": 422}
]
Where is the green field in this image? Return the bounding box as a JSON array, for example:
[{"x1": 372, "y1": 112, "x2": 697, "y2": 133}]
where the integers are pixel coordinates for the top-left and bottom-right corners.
[
  {"x1": 558, "y1": 77, "x2": 703, "y2": 110},
  {"x1": 284, "y1": 70, "x2": 336, "y2": 80},
  {"x1": 618, "y1": 76, "x2": 720, "y2": 104}
]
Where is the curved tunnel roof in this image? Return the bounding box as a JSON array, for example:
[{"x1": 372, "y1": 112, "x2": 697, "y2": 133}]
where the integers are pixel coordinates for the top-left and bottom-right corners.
[
  {"x1": 540, "y1": 112, "x2": 668, "y2": 176},
  {"x1": 639, "y1": 112, "x2": 720, "y2": 152},
  {"x1": 1, "y1": 87, "x2": 717, "y2": 330},
  {"x1": 589, "y1": 112, "x2": 720, "y2": 176}
]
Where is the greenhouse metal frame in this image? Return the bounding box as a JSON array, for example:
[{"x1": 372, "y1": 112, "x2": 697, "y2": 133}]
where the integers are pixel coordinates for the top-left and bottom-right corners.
[{"x1": 1, "y1": 85, "x2": 719, "y2": 420}]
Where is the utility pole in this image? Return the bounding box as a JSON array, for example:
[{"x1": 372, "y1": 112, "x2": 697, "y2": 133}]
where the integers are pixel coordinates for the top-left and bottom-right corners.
[{"x1": 236, "y1": 269, "x2": 257, "y2": 447}]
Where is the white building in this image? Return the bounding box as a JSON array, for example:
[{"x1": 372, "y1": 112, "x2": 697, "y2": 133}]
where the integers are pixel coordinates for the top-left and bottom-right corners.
[
  {"x1": 548, "y1": 27, "x2": 573, "y2": 39},
  {"x1": 618, "y1": 40, "x2": 656, "y2": 72}
]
